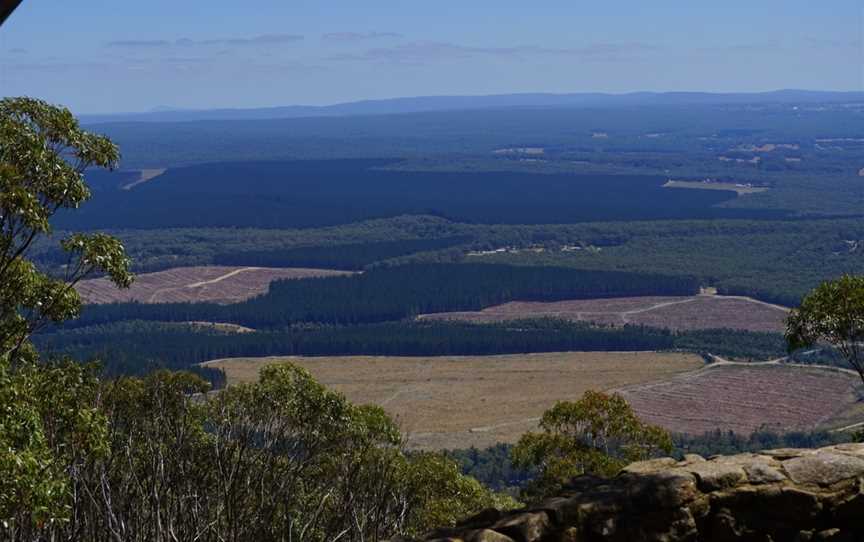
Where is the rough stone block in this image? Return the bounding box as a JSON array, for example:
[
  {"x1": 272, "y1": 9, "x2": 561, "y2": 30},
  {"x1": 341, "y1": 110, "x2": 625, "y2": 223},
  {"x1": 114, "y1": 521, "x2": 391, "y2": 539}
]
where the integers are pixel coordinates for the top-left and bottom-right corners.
[
  {"x1": 622, "y1": 457, "x2": 679, "y2": 475},
  {"x1": 426, "y1": 444, "x2": 864, "y2": 542},
  {"x1": 458, "y1": 508, "x2": 505, "y2": 528},
  {"x1": 682, "y1": 454, "x2": 706, "y2": 464},
  {"x1": 814, "y1": 528, "x2": 855, "y2": 542},
  {"x1": 784, "y1": 453, "x2": 864, "y2": 487},
  {"x1": 629, "y1": 470, "x2": 700, "y2": 509},
  {"x1": 684, "y1": 462, "x2": 747, "y2": 492},
  {"x1": 532, "y1": 497, "x2": 581, "y2": 525},
  {"x1": 743, "y1": 462, "x2": 788, "y2": 485},
  {"x1": 760, "y1": 448, "x2": 817, "y2": 460},
  {"x1": 463, "y1": 529, "x2": 515, "y2": 542},
  {"x1": 493, "y1": 512, "x2": 550, "y2": 542}
]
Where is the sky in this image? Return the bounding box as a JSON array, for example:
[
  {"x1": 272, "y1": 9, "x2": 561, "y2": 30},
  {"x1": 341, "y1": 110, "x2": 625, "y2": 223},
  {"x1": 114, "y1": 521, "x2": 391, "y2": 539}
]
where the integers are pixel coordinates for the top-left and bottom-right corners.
[{"x1": 0, "y1": 0, "x2": 862, "y2": 114}]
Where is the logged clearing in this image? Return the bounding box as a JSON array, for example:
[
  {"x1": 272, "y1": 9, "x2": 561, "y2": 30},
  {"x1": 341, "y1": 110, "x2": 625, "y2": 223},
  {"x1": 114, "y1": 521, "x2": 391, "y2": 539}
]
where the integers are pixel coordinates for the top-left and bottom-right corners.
[
  {"x1": 77, "y1": 266, "x2": 352, "y2": 305},
  {"x1": 204, "y1": 352, "x2": 703, "y2": 450},
  {"x1": 619, "y1": 363, "x2": 861, "y2": 435},
  {"x1": 420, "y1": 294, "x2": 789, "y2": 333},
  {"x1": 186, "y1": 321, "x2": 256, "y2": 333},
  {"x1": 122, "y1": 168, "x2": 168, "y2": 190},
  {"x1": 663, "y1": 180, "x2": 768, "y2": 195}
]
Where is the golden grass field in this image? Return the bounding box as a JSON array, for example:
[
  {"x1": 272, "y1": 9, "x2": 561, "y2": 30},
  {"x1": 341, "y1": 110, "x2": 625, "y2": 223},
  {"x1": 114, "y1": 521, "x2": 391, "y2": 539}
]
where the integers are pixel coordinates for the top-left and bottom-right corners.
[{"x1": 203, "y1": 352, "x2": 704, "y2": 449}]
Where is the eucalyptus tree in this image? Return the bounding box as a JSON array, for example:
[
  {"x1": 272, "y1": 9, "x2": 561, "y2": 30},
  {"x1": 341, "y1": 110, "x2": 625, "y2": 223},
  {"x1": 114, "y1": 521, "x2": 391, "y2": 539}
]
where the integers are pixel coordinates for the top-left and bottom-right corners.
[
  {"x1": 787, "y1": 275, "x2": 864, "y2": 386},
  {"x1": 0, "y1": 97, "x2": 132, "y2": 533},
  {"x1": 512, "y1": 390, "x2": 672, "y2": 499}
]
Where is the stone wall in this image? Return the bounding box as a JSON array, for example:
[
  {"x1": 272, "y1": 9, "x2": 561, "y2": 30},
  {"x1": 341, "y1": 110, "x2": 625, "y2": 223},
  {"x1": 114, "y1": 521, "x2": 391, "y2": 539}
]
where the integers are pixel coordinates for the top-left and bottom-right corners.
[{"x1": 424, "y1": 443, "x2": 864, "y2": 542}]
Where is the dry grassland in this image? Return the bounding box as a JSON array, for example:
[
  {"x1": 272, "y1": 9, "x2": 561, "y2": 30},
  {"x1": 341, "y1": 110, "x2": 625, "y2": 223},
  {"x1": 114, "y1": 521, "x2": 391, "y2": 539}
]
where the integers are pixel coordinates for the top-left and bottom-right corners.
[{"x1": 204, "y1": 352, "x2": 703, "y2": 449}]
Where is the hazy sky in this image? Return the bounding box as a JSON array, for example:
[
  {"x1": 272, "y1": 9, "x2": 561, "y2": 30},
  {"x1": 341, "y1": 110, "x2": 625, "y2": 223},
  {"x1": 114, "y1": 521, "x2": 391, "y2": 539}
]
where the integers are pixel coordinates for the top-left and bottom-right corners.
[{"x1": 0, "y1": 1, "x2": 862, "y2": 113}]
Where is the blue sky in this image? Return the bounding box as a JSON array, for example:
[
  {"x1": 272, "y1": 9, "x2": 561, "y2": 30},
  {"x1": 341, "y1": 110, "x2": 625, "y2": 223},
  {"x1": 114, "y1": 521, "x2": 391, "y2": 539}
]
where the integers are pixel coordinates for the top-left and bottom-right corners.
[{"x1": 0, "y1": 0, "x2": 862, "y2": 113}]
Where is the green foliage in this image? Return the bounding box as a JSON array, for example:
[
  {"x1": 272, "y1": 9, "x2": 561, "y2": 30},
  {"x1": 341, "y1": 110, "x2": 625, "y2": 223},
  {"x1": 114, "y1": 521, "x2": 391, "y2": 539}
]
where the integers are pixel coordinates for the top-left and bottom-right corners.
[
  {"x1": 35, "y1": 214, "x2": 863, "y2": 308},
  {"x1": 34, "y1": 215, "x2": 463, "y2": 274},
  {"x1": 35, "y1": 319, "x2": 678, "y2": 374},
  {"x1": 674, "y1": 328, "x2": 787, "y2": 361},
  {"x1": 401, "y1": 452, "x2": 519, "y2": 531},
  {"x1": 477, "y1": 218, "x2": 864, "y2": 308},
  {"x1": 786, "y1": 275, "x2": 864, "y2": 384},
  {"x1": 512, "y1": 391, "x2": 672, "y2": 499},
  {"x1": 0, "y1": 360, "x2": 107, "y2": 533},
  {"x1": 213, "y1": 235, "x2": 472, "y2": 270},
  {"x1": 445, "y1": 444, "x2": 532, "y2": 493},
  {"x1": 0, "y1": 97, "x2": 131, "y2": 532},
  {"x1": 673, "y1": 429, "x2": 851, "y2": 458},
  {"x1": 0, "y1": 97, "x2": 131, "y2": 366},
  {"x1": 34, "y1": 319, "x2": 788, "y2": 379},
  {"x1": 6, "y1": 364, "x2": 507, "y2": 541}
]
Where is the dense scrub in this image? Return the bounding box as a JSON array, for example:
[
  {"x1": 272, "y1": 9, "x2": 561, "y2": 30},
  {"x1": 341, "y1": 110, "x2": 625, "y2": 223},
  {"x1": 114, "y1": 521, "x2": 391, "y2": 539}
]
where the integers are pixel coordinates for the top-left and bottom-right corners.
[
  {"x1": 34, "y1": 319, "x2": 789, "y2": 386},
  {"x1": 35, "y1": 215, "x2": 864, "y2": 308},
  {"x1": 474, "y1": 218, "x2": 864, "y2": 307},
  {"x1": 212, "y1": 236, "x2": 471, "y2": 270},
  {"x1": 673, "y1": 329, "x2": 787, "y2": 359},
  {"x1": 56, "y1": 160, "x2": 787, "y2": 231},
  {"x1": 36, "y1": 319, "x2": 678, "y2": 379},
  {"x1": 90, "y1": 105, "x2": 864, "y2": 216}
]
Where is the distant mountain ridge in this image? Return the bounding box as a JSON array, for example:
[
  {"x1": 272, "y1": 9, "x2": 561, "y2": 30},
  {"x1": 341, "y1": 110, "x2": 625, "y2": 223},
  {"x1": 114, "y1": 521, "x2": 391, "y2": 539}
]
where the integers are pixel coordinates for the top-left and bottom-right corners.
[{"x1": 82, "y1": 90, "x2": 864, "y2": 124}]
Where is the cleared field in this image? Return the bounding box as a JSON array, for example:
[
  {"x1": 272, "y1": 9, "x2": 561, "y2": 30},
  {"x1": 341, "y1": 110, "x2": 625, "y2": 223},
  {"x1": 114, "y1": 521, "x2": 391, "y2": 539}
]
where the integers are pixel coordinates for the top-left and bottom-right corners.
[
  {"x1": 619, "y1": 363, "x2": 861, "y2": 435},
  {"x1": 420, "y1": 294, "x2": 788, "y2": 333},
  {"x1": 122, "y1": 168, "x2": 168, "y2": 190},
  {"x1": 663, "y1": 180, "x2": 768, "y2": 195},
  {"x1": 204, "y1": 352, "x2": 704, "y2": 450},
  {"x1": 77, "y1": 266, "x2": 352, "y2": 305},
  {"x1": 186, "y1": 321, "x2": 256, "y2": 333}
]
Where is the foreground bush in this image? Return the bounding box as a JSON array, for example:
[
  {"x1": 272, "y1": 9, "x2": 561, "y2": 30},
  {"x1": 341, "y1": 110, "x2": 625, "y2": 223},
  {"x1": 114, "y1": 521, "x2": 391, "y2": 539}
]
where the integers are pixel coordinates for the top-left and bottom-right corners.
[
  {"x1": 512, "y1": 391, "x2": 672, "y2": 499},
  {"x1": 2, "y1": 362, "x2": 511, "y2": 541}
]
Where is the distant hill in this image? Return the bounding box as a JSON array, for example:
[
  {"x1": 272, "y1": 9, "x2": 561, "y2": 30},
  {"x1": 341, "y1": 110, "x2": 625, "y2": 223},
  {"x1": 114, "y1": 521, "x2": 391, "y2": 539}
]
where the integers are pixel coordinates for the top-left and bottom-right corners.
[{"x1": 81, "y1": 90, "x2": 864, "y2": 124}]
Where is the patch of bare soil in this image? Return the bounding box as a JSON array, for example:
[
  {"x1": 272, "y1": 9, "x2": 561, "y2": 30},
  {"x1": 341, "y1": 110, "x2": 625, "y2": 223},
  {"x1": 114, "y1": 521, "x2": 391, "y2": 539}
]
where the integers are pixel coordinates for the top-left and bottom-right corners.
[
  {"x1": 420, "y1": 294, "x2": 789, "y2": 333},
  {"x1": 618, "y1": 364, "x2": 861, "y2": 435},
  {"x1": 663, "y1": 180, "x2": 768, "y2": 195},
  {"x1": 77, "y1": 266, "x2": 353, "y2": 305},
  {"x1": 122, "y1": 168, "x2": 168, "y2": 190}
]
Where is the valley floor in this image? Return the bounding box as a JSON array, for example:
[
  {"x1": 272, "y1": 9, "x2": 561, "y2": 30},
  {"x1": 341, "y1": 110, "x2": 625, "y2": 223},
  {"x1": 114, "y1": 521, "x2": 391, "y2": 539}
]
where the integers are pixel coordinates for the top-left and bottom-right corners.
[{"x1": 205, "y1": 352, "x2": 863, "y2": 449}]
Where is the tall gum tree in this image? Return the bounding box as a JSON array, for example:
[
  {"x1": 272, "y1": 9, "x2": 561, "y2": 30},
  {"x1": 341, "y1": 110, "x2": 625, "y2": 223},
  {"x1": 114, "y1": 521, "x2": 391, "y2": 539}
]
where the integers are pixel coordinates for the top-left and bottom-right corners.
[
  {"x1": 786, "y1": 275, "x2": 864, "y2": 387},
  {"x1": 0, "y1": 97, "x2": 132, "y2": 365},
  {"x1": 0, "y1": 97, "x2": 132, "y2": 529}
]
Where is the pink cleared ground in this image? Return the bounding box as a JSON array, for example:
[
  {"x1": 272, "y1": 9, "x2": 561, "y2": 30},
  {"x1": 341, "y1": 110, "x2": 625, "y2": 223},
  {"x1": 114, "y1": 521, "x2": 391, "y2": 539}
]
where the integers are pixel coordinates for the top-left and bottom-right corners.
[
  {"x1": 420, "y1": 294, "x2": 789, "y2": 333},
  {"x1": 77, "y1": 266, "x2": 352, "y2": 305},
  {"x1": 618, "y1": 364, "x2": 861, "y2": 435}
]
